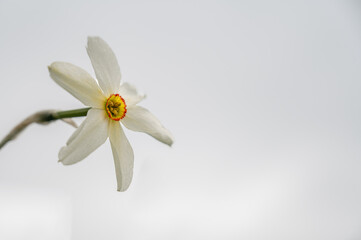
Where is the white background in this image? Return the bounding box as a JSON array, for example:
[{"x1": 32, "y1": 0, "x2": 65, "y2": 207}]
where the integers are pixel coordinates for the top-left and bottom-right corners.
[{"x1": 1, "y1": 1, "x2": 361, "y2": 239}]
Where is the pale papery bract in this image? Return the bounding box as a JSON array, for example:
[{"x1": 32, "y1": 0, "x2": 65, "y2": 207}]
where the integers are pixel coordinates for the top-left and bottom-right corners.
[{"x1": 48, "y1": 36, "x2": 173, "y2": 192}]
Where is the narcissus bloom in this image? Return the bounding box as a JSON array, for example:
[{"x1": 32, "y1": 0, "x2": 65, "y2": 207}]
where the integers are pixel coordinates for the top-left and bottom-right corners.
[{"x1": 48, "y1": 37, "x2": 173, "y2": 191}]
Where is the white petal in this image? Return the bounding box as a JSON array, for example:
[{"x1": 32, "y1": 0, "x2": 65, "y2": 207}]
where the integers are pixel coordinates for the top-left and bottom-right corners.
[
  {"x1": 87, "y1": 36, "x2": 121, "y2": 96},
  {"x1": 121, "y1": 106, "x2": 173, "y2": 146},
  {"x1": 108, "y1": 121, "x2": 134, "y2": 192},
  {"x1": 65, "y1": 115, "x2": 87, "y2": 146},
  {"x1": 119, "y1": 82, "x2": 145, "y2": 107},
  {"x1": 48, "y1": 62, "x2": 106, "y2": 109},
  {"x1": 59, "y1": 109, "x2": 109, "y2": 165}
]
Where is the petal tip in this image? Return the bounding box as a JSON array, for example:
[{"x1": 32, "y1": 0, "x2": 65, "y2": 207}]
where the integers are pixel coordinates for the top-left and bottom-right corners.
[
  {"x1": 58, "y1": 158, "x2": 68, "y2": 165},
  {"x1": 117, "y1": 184, "x2": 129, "y2": 192},
  {"x1": 163, "y1": 135, "x2": 174, "y2": 147},
  {"x1": 87, "y1": 36, "x2": 100, "y2": 41},
  {"x1": 87, "y1": 36, "x2": 103, "y2": 47},
  {"x1": 48, "y1": 63, "x2": 56, "y2": 72},
  {"x1": 58, "y1": 159, "x2": 70, "y2": 165},
  {"x1": 165, "y1": 131, "x2": 174, "y2": 147}
]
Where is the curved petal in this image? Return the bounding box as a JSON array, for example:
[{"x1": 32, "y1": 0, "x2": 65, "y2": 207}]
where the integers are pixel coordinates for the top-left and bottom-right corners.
[
  {"x1": 121, "y1": 106, "x2": 173, "y2": 146},
  {"x1": 108, "y1": 121, "x2": 134, "y2": 192},
  {"x1": 119, "y1": 82, "x2": 145, "y2": 107},
  {"x1": 48, "y1": 62, "x2": 106, "y2": 109},
  {"x1": 59, "y1": 109, "x2": 109, "y2": 165},
  {"x1": 87, "y1": 36, "x2": 121, "y2": 96}
]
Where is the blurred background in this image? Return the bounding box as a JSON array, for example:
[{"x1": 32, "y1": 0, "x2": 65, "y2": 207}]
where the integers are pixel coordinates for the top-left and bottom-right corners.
[{"x1": 1, "y1": 0, "x2": 361, "y2": 239}]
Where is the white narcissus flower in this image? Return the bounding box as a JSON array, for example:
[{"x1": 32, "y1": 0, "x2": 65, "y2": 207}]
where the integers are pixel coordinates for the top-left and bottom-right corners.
[{"x1": 48, "y1": 37, "x2": 173, "y2": 192}]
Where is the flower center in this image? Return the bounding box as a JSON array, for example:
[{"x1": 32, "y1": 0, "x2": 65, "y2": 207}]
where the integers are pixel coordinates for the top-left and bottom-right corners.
[{"x1": 105, "y1": 94, "x2": 127, "y2": 121}]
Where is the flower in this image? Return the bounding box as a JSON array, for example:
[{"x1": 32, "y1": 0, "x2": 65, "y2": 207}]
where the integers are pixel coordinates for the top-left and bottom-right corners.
[{"x1": 48, "y1": 37, "x2": 173, "y2": 191}]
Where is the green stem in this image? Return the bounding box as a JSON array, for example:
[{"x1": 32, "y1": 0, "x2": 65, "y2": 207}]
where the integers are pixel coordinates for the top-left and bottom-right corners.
[
  {"x1": 52, "y1": 107, "x2": 91, "y2": 120},
  {"x1": 0, "y1": 107, "x2": 92, "y2": 150}
]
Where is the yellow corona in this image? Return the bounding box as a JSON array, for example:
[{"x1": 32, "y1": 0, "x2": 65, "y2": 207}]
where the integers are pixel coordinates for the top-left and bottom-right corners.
[{"x1": 105, "y1": 94, "x2": 127, "y2": 121}]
